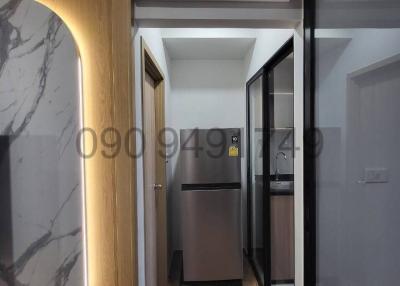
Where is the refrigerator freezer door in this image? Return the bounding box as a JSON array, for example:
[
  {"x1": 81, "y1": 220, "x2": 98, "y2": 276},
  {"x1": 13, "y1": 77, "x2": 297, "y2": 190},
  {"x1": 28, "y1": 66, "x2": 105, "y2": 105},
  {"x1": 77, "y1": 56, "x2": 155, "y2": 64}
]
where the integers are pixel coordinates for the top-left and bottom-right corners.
[
  {"x1": 182, "y1": 189, "x2": 243, "y2": 281},
  {"x1": 180, "y1": 129, "x2": 241, "y2": 185}
]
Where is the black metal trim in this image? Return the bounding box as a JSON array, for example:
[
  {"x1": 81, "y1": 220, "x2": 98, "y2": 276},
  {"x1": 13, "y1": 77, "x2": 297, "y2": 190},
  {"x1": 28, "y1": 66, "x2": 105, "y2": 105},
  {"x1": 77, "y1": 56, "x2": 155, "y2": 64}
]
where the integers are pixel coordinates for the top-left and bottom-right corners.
[
  {"x1": 247, "y1": 68, "x2": 264, "y2": 87},
  {"x1": 182, "y1": 280, "x2": 242, "y2": 285},
  {"x1": 270, "y1": 191, "x2": 294, "y2": 196},
  {"x1": 181, "y1": 183, "x2": 241, "y2": 191},
  {"x1": 246, "y1": 38, "x2": 294, "y2": 286},
  {"x1": 271, "y1": 279, "x2": 295, "y2": 284},
  {"x1": 246, "y1": 68, "x2": 264, "y2": 286},
  {"x1": 262, "y1": 66, "x2": 272, "y2": 286},
  {"x1": 246, "y1": 78, "x2": 251, "y2": 256},
  {"x1": 269, "y1": 174, "x2": 294, "y2": 182},
  {"x1": 248, "y1": 256, "x2": 264, "y2": 286},
  {"x1": 304, "y1": 0, "x2": 317, "y2": 285}
]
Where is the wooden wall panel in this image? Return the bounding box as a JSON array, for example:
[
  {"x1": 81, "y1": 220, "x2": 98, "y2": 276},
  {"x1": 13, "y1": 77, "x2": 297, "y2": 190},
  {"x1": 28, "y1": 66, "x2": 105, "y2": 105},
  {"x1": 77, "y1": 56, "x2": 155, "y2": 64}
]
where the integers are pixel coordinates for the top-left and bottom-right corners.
[{"x1": 35, "y1": 0, "x2": 137, "y2": 285}]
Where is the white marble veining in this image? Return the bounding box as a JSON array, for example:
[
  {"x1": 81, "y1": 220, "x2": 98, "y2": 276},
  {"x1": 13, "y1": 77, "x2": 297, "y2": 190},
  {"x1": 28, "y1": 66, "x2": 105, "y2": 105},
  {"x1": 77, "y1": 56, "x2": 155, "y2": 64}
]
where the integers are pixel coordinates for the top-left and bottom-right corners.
[{"x1": 0, "y1": 0, "x2": 83, "y2": 285}]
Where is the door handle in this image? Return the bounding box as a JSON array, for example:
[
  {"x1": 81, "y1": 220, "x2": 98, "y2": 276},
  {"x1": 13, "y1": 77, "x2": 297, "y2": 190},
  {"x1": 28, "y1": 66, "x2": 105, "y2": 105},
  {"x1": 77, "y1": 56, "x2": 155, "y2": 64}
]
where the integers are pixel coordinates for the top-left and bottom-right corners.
[{"x1": 153, "y1": 184, "x2": 163, "y2": 191}]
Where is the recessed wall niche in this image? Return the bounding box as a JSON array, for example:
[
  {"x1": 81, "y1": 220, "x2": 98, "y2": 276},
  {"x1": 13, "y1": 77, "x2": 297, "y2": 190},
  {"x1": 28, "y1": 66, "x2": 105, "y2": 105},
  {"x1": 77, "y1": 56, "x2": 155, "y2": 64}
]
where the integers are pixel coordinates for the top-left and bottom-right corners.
[{"x1": 0, "y1": 1, "x2": 84, "y2": 285}]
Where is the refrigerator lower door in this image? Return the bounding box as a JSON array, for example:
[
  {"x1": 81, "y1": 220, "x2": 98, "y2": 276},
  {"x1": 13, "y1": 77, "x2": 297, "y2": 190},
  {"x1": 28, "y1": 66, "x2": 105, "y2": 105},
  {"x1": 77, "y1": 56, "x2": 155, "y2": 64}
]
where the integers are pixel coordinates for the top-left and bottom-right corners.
[{"x1": 182, "y1": 189, "x2": 243, "y2": 282}]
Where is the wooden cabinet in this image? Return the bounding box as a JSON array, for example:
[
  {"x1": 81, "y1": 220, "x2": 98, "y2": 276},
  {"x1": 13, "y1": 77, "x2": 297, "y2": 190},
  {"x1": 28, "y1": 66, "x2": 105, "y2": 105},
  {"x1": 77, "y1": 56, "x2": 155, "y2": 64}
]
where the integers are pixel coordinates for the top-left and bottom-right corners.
[{"x1": 270, "y1": 195, "x2": 294, "y2": 282}]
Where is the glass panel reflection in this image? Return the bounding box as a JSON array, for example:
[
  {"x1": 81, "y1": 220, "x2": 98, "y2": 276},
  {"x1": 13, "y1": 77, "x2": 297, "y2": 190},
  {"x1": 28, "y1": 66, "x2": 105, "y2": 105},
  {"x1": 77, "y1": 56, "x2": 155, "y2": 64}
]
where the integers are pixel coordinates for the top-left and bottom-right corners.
[
  {"x1": 269, "y1": 52, "x2": 294, "y2": 283},
  {"x1": 315, "y1": 1, "x2": 400, "y2": 285},
  {"x1": 249, "y1": 75, "x2": 265, "y2": 285}
]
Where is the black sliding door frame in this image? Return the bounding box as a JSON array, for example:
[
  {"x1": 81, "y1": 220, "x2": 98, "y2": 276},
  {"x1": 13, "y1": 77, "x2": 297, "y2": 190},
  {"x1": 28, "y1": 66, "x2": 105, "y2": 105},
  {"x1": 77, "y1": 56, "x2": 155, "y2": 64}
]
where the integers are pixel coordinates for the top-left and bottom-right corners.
[
  {"x1": 303, "y1": 0, "x2": 317, "y2": 285},
  {"x1": 246, "y1": 38, "x2": 294, "y2": 286},
  {"x1": 246, "y1": 67, "x2": 265, "y2": 286}
]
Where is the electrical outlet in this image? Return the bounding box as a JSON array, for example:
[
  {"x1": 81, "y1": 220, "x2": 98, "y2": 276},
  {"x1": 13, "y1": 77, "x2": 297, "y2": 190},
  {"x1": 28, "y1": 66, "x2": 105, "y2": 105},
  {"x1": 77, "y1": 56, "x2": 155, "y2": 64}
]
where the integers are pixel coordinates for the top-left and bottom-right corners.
[{"x1": 364, "y1": 168, "x2": 389, "y2": 183}]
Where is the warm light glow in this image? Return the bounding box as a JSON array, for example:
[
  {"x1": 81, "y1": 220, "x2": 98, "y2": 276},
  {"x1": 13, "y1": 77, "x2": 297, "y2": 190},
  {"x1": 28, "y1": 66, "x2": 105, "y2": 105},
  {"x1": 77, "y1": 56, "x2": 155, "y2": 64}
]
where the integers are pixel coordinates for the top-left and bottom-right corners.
[
  {"x1": 33, "y1": 1, "x2": 90, "y2": 284},
  {"x1": 34, "y1": 2, "x2": 96, "y2": 284},
  {"x1": 35, "y1": 2, "x2": 137, "y2": 285},
  {"x1": 78, "y1": 57, "x2": 88, "y2": 286}
]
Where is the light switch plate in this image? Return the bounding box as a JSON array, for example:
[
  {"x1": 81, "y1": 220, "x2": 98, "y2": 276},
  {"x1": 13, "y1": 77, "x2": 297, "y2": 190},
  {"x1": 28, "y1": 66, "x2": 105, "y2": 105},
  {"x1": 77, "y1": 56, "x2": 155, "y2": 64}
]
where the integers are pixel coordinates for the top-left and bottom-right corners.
[{"x1": 364, "y1": 168, "x2": 389, "y2": 183}]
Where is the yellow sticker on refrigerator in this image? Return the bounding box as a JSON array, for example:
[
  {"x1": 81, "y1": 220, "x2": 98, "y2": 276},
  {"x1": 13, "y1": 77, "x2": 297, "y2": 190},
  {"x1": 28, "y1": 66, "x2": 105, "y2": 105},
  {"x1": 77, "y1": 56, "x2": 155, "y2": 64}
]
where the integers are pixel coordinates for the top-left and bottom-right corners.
[{"x1": 228, "y1": 146, "x2": 239, "y2": 157}]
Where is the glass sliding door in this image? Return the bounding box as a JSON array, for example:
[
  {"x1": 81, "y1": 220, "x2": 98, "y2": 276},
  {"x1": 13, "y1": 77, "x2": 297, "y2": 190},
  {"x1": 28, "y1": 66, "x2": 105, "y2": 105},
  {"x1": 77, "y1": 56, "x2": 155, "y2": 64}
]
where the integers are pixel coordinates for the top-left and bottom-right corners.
[
  {"x1": 247, "y1": 39, "x2": 294, "y2": 286},
  {"x1": 305, "y1": 1, "x2": 400, "y2": 285},
  {"x1": 268, "y1": 51, "x2": 295, "y2": 284},
  {"x1": 248, "y1": 74, "x2": 266, "y2": 284}
]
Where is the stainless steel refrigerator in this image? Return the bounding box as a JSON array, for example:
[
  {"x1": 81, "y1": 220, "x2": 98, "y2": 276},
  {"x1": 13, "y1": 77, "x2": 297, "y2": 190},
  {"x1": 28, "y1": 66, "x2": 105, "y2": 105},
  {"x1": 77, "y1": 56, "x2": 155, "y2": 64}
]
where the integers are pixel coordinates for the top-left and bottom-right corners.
[{"x1": 180, "y1": 128, "x2": 243, "y2": 282}]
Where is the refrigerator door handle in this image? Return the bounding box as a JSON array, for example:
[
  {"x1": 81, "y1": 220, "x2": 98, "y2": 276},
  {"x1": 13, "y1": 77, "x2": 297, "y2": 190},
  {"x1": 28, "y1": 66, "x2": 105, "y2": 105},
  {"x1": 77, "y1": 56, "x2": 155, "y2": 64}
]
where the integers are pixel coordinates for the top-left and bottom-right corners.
[{"x1": 153, "y1": 183, "x2": 163, "y2": 191}]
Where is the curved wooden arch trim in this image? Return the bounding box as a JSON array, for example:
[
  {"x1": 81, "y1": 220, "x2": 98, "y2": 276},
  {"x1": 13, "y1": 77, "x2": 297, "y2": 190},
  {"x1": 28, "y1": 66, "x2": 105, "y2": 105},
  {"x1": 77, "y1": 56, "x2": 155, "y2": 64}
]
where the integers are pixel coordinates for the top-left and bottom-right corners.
[{"x1": 35, "y1": 1, "x2": 137, "y2": 286}]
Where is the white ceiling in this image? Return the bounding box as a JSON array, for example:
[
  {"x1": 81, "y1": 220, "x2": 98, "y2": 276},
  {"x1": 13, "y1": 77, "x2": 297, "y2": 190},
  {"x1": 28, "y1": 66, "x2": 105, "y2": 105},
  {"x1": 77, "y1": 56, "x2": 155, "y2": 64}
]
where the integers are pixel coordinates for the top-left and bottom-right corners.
[{"x1": 163, "y1": 38, "x2": 256, "y2": 60}]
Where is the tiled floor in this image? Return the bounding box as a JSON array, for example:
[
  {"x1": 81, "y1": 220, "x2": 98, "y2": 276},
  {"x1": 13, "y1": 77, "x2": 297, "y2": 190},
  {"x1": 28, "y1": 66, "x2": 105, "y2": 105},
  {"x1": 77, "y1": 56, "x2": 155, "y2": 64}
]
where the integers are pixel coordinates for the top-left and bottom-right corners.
[{"x1": 168, "y1": 251, "x2": 258, "y2": 286}]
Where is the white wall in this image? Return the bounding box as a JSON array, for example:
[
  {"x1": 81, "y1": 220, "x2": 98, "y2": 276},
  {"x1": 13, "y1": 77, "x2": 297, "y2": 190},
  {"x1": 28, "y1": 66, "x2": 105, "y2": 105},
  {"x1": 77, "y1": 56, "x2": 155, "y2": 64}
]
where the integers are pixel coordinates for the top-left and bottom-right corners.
[
  {"x1": 132, "y1": 27, "x2": 172, "y2": 286},
  {"x1": 244, "y1": 29, "x2": 294, "y2": 80}
]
